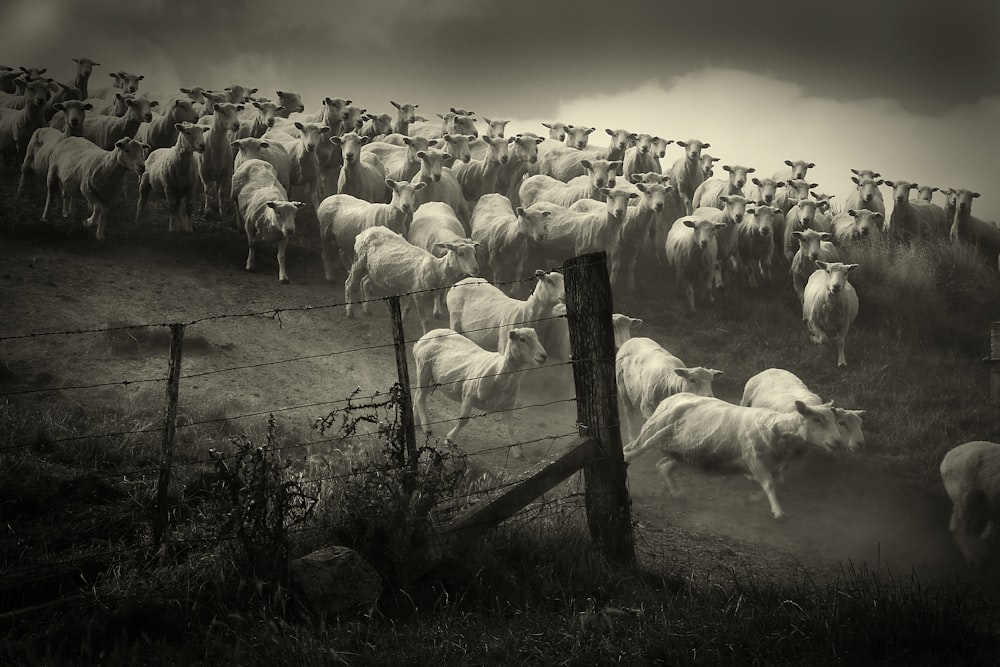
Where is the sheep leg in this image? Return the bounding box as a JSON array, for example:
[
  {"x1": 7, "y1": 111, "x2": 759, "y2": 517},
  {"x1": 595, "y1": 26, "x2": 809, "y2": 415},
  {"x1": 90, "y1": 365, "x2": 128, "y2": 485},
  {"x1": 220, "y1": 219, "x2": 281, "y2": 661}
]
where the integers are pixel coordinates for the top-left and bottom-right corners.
[
  {"x1": 320, "y1": 236, "x2": 337, "y2": 282},
  {"x1": 413, "y1": 362, "x2": 435, "y2": 436},
  {"x1": 135, "y1": 174, "x2": 151, "y2": 225},
  {"x1": 82, "y1": 189, "x2": 106, "y2": 241},
  {"x1": 444, "y1": 401, "x2": 474, "y2": 446},
  {"x1": 276, "y1": 237, "x2": 289, "y2": 284},
  {"x1": 41, "y1": 170, "x2": 59, "y2": 222},
  {"x1": 745, "y1": 455, "x2": 784, "y2": 519},
  {"x1": 654, "y1": 456, "x2": 684, "y2": 498},
  {"x1": 344, "y1": 256, "x2": 369, "y2": 318},
  {"x1": 836, "y1": 332, "x2": 848, "y2": 368},
  {"x1": 500, "y1": 411, "x2": 525, "y2": 460},
  {"x1": 682, "y1": 280, "x2": 695, "y2": 313}
]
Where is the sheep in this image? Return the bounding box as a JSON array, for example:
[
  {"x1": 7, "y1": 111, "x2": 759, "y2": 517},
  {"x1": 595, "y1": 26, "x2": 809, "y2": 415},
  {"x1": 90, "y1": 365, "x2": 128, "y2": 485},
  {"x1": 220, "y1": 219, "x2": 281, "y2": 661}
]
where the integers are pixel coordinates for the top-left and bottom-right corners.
[
  {"x1": 89, "y1": 71, "x2": 144, "y2": 101},
  {"x1": 803, "y1": 261, "x2": 860, "y2": 368},
  {"x1": 345, "y1": 226, "x2": 480, "y2": 334},
  {"x1": 940, "y1": 440, "x2": 1000, "y2": 569},
  {"x1": 78, "y1": 91, "x2": 133, "y2": 117},
  {"x1": 541, "y1": 121, "x2": 570, "y2": 141},
  {"x1": 44, "y1": 83, "x2": 84, "y2": 123},
  {"x1": 831, "y1": 208, "x2": 885, "y2": 251},
  {"x1": 668, "y1": 139, "x2": 712, "y2": 214},
  {"x1": 782, "y1": 198, "x2": 821, "y2": 262},
  {"x1": 339, "y1": 105, "x2": 369, "y2": 136},
  {"x1": 452, "y1": 135, "x2": 510, "y2": 202},
  {"x1": 136, "y1": 122, "x2": 208, "y2": 233},
  {"x1": 519, "y1": 159, "x2": 619, "y2": 209},
  {"x1": 332, "y1": 131, "x2": 389, "y2": 203},
  {"x1": 623, "y1": 134, "x2": 668, "y2": 181},
  {"x1": 691, "y1": 164, "x2": 756, "y2": 210},
  {"x1": 41, "y1": 137, "x2": 148, "y2": 240},
  {"x1": 693, "y1": 195, "x2": 749, "y2": 287},
  {"x1": 741, "y1": 368, "x2": 865, "y2": 453},
  {"x1": 949, "y1": 189, "x2": 999, "y2": 263},
  {"x1": 532, "y1": 188, "x2": 637, "y2": 275},
  {"x1": 192, "y1": 102, "x2": 243, "y2": 220},
  {"x1": 615, "y1": 180, "x2": 672, "y2": 291},
  {"x1": 844, "y1": 173, "x2": 886, "y2": 217},
  {"x1": 773, "y1": 158, "x2": 815, "y2": 185},
  {"x1": 535, "y1": 303, "x2": 642, "y2": 364},
  {"x1": 261, "y1": 122, "x2": 331, "y2": 209},
  {"x1": 773, "y1": 177, "x2": 820, "y2": 216},
  {"x1": 275, "y1": 90, "x2": 305, "y2": 117},
  {"x1": 790, "y1": 229, "x2": 840, "y2": 304},
  {"x1": 317, "y1": 178, "x2": 426, "y2": 279},
  {"x1": 538, "y1": 127, "x2": 625, "y2": 181},
  {"x1": 224, "y1": 85, "x2": 258, "y2": 104},
  {"x1": 134, "y1": 97, "x2": 200, "y2": 151},
  {"x1": 409, "y1": 111, "x2": 478, "y2": 140},
  {"x1": 231, "y1": 159, "x2": 304, "y2": 283},
  {"x1": 408, "y1": 202, "x2": 480, "y2": 318},
  {"x1": 881, "y1": 180, "x2": 944, "y2": 243},
  {"x1": 232, "y1": 137, "x2": 291, "y2": 192},
  {"x1": 389, "y1": 100, "x2": 419, "y2": 136},
  {"x1": 469, "y1": 194, "x2": 549, "y2": 290},
  {"x1": 0, "y1": 69, "x2": 20, "y2": 94},
  {"x1": 409, "y1": 148, "x2": 471, "y2": 230},
  {"x1": 735, "y1": 204, "x2": 779, "y2": 288},
  {"x1": 496, "y1": 133, "x2": 544, "y2": 207},
  {"x1": 412, "y1": 326, "x2": 547, "y2": 459},
  {"x1": 447, "y1": 271, "x2": 564, "y2": 353},
  {"x1": 577, "y1": 128, "x2": 637, "y2": 177},
  {"x1": 0, "y1": 79, "x2": 55, "y2": 165},
  {"x1": 436, "y1": 133, "x2": 474, "y2": 167},
  {"x1": 236, "y1": 101, "x2": 278, "y2": 139},
  {"x1": 616, "y1": 337, "x2": 723, "y2": 442},
  {"x1": 359, "y1": 112, "x2": 393, "y2": 141},
  {"x1": 362, "y1": 135, "x2": 437, "y2": 182},
  {"x1": 623, "y1": 393, "x2": 842, "y2": 519},
  {"x1": 17, "y1": 100, "x2": 92, "y2": 195},
  {"x1": 917, "y1": 185, "x2": 939, "y2": 203},
  {"x1": 665, "y1": 214, "x2": 728, "y2": 312},
  {"x1": 746, "y1": 176, "x2": 786, "y2": 208},
  {"x1": 76, "y1": 96, "x2": 157, "y2": 150}
]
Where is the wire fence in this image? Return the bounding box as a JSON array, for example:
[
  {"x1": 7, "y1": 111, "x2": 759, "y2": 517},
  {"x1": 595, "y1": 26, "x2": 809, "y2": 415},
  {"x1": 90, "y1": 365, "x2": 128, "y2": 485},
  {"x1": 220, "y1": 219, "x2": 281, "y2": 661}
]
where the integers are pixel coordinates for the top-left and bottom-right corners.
[{"x1": 0, "y1": 260, "x2": 632, "y2": 621}]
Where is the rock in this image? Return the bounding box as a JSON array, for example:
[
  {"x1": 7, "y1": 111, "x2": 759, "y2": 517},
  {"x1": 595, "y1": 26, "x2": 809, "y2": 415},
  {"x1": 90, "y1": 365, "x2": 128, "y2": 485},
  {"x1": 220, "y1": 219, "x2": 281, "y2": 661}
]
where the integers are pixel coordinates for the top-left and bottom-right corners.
[{"x1": 288, "y1": 546, "x2": 382, "y2": 614}]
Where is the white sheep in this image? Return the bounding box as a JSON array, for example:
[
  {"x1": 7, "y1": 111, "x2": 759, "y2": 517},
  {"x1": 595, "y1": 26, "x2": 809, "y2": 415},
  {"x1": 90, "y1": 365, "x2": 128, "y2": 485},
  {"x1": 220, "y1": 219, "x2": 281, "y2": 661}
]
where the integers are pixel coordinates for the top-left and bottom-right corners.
[
  {"x1": 236, "y1": 101, "x2": 279, "y2": 139},
  {"x1": 883, "y1": 180, "x2": 948, "y2": 243},
  {"x1": 746, "y1": 176, "x2": 786, "y2": 208},
  {"x1": 790, "y1": 229, "x2": 840, "y2": 303},
  {"x1": 694, "y1": 195, "x2": 749, "y2": 288},
  {"x1": 496, "y1": 133, "x2": 545, "y2": 207},
  {"x1": 483, "y1": 117, "x2": 510, "y2": 139},
  {"x1": 363, "y1": 135, "x2": 437, "y2": 183},
  {"x1": 535, "y1": 303, "x2": 642, "y2": 364},
  {"x1": 136, "y1": 122, "x2": 208, "y2": 232},
  {"x1": 17, "y1": 100, "x2": 92, "y2": 195},
  {"x1": 541, "y1": 121, "x2": 570, "y2": 141},
  {"x1": 41, "y1": 136, "x2": 148, "y2": 240},
  {"x1": 615, "y1": 181, "x2": 672, "y2": 291},
  {"x1": 412, "y1": 326, "x2": 547, "y2": 459},
  {"x1": 408, "y1": 202, "x2": 480, "y2": 318},
  {"x1": 452, "y1": 135, "x2": 510, "y2": 202},
  {"x1": 409, "y1": 148, "x2": 471, "y2": 230},
  {"x1": 91, "y1": 70, "x2": 144, "y2": 101},
  {"x1": 434, "y1": 133, "x2": 474, "y2": 168},
  {"x1": 782, "y1": 198, "x2": 821, "y2": 262},
  {"x1": 389, "y1": 100, "x2": 419, "y2": 136},
  {"x1": 0, "y1": 79, "x2": 55, "y2": 165},
  {"x1": 345, "y1": 226, "x2": 480, "y2": 334},
  {"x1": 76, "y1": 96, "x2": 157, "y2": 150},
  {"x1": 735, "y1": 203, "x2": 779, "y2": 288},
  {"x1": 741, "y1": 368, "x2": 865, "y2": 453},
  {"x1": 275, "y1": 90, "x2": 305, "y2": 117},
  {"x1": 616, "y1": 337, "x2": 723, "y2": 442},
  {"x1": 940, "y1": 440, "x2": 1000, "y2": 569},
  {"x1": 691, "y1": 164, "x2": 756, "y2": 210},
  {"x1": 623, "y1": 134, "x2": 668, "y2": 181},
  {"x1": 469, "y1": 194, "x2": 549, "y2": 290},
  {"x1": 665, "y1": 214, "x2": 727, "y2": 312},
  {"x1": 831, "y1": 208, "x2": 885, "y2": 249},
  {"x1": 519, "y1": 159, "x2": 619, "y2": 209},
  {"x1": 68, "y1": 58, "x2": 100, "y2": 100},
  {"x1": 261, "y1": 122, "x2": 331, "y2": 209},
  {"x1": 843, "y1": 172, "x2": 886, "y2": 217},
  {"x1": 949, "y1": 189, "x2": 999, "y2": 263},
  {"x1": 533, "y1": 188, "x2": 637, "y2": 275},
  {"x1": 803, "y1": 261, "x2": 860, "y2": 368},
  {"x1": 358, "y1": 112, "x2": 393, "y2": 141},
  {"x1": 668, "y1": 139, "x2": 712, "y2": 214},
  {"x1": 196, "y1": 102, "x2": 244, "y2": 220},
  {"x1": 317, "y1": 178, "x2": 426, "y2": 279},
  {"x1": 569, "y1": 128, "x2": 637, "y2": 178},
  {"x1": 447, "y1": 271, "x2": 564, "y2": 353},
  {"x1": 133, "y1": 97, "x2": 200, "y2": 150},
  {"x1": 332, "y1": 131, "x2": 389, "y2": 203},
  {"x1": 232, "y1": 159, "x2": 304, "y2": 283},
  {"x1": 917, "y1": 185, "x2": 939, "y2": 203},
  {"x1": 409, "y1": 111, "x2": 478, "y2": 140},
  {"x1": 231, "y1": 137, "x2": 291, "y2": 192}
]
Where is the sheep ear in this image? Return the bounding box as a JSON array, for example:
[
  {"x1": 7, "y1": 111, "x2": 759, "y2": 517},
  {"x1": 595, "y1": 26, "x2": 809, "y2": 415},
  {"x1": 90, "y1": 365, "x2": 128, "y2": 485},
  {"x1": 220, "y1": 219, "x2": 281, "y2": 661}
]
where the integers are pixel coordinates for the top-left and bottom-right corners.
[
  {"x1": 385, "y1": 178, "x2": 397, "y2": 189},
  {"x1": 872, "y1": 212, "x2": 884, "y2": 221},
  {"x1": 807, "y1": 162, "x2": 816, "y2": 168},
  {"x1": 820, "y1": 233, "x2": 832, "y2": 241},
  {"x1": 747, "y1": 167, "x2": 756, "y2": 173},
  {"x1": 534, "y1": 269, "x2": 546, "y2": 279},
  {"x1": 259, "y1": 141, "x2": 269, "y2": 148},
  {"x1": 508, "y1": 329, "x2": 518, "y2": 340},
  {"x1": 293, "y1": 121, "x2": 305, "y2": 131},
  {"x1": 413, "y1": 182, "x2": 428, "y2": 191},
  {"x1": 674, "y1": 368, "x2": 691, "y2": 379},
  {"x1": 846, "y1": 264, "x2": 860, "y2": 273},
  {"x1": 515, "y1": 206, "x2": 525, "y2": 217},
  {"x1": 266, "y1": 202, "x2": 278, "y2": 210},
  {"x1": 702, "y1": 143, "x2": 711, "y2": 149},
  {"x1": 580, "y1": 159, "x2": 593, "y2": 169},
  {"x1": 149, "y1": 100, "x2": 159, "y2": 107},
  {"x1": 605, "y1": 128, "x2": 614, "y2": 136},
  {"x1": 794, "y1": 400, "x2": 812, "y2": 417},
  {"x1": 630, "y1": 318, "x2": 643, "y2": 327},
  {"x1": 390, "y1": 100, "x2": 401, "y2": 109},
  {"x1": 784, "y1": 159, "x2": 794, "y2": 167},
  {"x1": 52, "y1": 102, "x2": 65, "y2": 111},
  {"x1": 230, "y1": 141, "x2": 240, "y2": 149},
  {"x1": 815, "y1": 260, "x2": 829, "y2": 270},
  {"x1": 712, "y1": 369, "x2": 724, "y2": 377},
  {"x1": 173, "y1": 122, "x2": 185, "y2": 132},
  {"x1": 723, "y1": 164, "x2": 732, "y2": 173}
]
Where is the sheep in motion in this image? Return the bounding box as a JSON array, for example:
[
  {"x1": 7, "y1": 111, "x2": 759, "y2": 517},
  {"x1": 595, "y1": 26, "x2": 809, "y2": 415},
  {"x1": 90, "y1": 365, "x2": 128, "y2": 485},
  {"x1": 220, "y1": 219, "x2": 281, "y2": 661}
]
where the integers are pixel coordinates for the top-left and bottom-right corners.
[
  {"x1": 940, "y1": 440, "x2": 1000, "y2": 570},
  {"x1": 232, "y1": 158, "x2": 304, "y2": 283},
  {"x1": 803, "y1": 261, "x2": 860, "y2": 368},
  {"x1": 623, "y1": 393, "x2": 842, "y2": 519},
  {"x1": 413, "y1": 327, "x2": 548, "y2": 460}
]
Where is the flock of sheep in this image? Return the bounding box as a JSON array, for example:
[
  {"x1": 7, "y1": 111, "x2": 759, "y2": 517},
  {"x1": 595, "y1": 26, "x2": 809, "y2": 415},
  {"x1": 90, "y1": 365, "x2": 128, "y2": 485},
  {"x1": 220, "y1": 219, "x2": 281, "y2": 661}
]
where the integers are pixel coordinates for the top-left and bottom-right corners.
[{"x1": 0, "y1": 60, "x2": 997, "y2": 569}]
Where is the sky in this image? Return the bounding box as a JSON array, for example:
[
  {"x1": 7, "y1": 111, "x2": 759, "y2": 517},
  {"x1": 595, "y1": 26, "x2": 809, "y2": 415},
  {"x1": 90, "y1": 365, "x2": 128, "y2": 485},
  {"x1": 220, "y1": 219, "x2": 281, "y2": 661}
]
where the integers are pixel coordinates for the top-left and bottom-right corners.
[{"x1": 3, "y1": 0, "x2": 999, "y2": 219}]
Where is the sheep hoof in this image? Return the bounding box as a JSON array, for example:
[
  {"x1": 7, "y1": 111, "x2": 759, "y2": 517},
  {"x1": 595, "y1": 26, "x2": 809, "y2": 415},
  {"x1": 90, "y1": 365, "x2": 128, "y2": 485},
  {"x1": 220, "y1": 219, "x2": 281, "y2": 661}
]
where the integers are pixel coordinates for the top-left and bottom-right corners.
[
  {"x1": 773, "y1": 511, "x2": 787, "y2": 522},
  {"x1": 279, "y1": 277, "x2": 290, "y2": 284}
]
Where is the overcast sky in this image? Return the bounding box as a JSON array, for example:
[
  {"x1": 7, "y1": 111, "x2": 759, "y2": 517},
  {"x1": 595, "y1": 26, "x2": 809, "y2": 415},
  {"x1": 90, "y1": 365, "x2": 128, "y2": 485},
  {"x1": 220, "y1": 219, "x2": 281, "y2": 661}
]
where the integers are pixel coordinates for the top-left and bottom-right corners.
[{"x1": 3, "y1": 0, "x2": 999, "y2": 219}]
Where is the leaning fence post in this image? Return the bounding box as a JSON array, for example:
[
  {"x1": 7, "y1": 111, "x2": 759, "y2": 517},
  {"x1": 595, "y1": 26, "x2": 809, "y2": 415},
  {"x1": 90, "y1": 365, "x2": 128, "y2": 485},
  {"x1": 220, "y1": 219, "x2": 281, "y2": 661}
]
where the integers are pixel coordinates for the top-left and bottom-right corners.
[
  {"x1": 388, "y1": 296, "x2": 418, "y2": 473},
  {"x1": 562, "y1": 252, "x2": 635, "y2": 567},
  {"x1": 153, "y1": 323, "x2": 184, "y2": 552}
]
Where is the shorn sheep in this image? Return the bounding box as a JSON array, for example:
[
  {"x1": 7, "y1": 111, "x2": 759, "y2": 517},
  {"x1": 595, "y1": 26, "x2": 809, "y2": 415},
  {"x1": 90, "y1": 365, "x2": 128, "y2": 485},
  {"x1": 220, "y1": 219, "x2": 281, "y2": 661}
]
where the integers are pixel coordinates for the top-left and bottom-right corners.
[
  {"x1": 949, "y1": 189, "x2": 999, "y2": 265},
  {"x1": 802, "y1": 261, "x2": 860, "y2": 368},
  {"x1": 616, "y1": 337, "x2": 723, "y2": 442},
  {"x1": 135, "y1": 122, "x2": 208, "y2": 233},
  {"x1": 413, "y1": 327, "x2": 548, "y2": 460},
  {"x1": 790, "y1": 229, "x2": 840, "y2": 303},
  {"x1": 469, "y1": 194, "x2": 549, "y2": 291},
  {"x1": 408, "y1": 202, "x2": 479, "y2": 317},
  {"x1": 345, "y1": 226, "x2": 480, "y2": 334},
  {"x1": 446, "y1": 270, "x2": 565, "y2": 353},
  {"x1": 665, "y1": 214, "x2": 727, "y2": 312},
  {"x1": 232, "y1": 158, "x2": 304, "y2": 283},
  {"x1": 940, "y1": 440, "x2": 1000, "y2": 569},
  {"x1": 669, "y1": 139, "x2": 712, "y2": 214}
]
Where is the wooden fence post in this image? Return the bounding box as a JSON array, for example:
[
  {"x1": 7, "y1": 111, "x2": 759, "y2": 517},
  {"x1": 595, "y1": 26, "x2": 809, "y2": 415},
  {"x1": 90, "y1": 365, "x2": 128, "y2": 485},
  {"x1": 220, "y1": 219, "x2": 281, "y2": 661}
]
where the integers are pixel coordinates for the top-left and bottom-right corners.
[
  {"x1": 562, "y1": 252, "x2": 635, "y2": 567},
  {"x1": 152, "y1": 323, "x2": 184, "y2": 551},
  {"x1": 990, "y1": 322, "x2": 1000, "y2": 434},
  {"x1": 388, "y1": 296, "x2": 418, "y2": 472}
]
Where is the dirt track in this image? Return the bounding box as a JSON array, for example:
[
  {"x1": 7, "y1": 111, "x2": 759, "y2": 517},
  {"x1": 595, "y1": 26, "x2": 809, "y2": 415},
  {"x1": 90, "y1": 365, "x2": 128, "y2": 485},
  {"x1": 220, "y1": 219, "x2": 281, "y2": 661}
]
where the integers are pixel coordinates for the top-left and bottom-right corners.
[{"x1": 1, "y1": 225, "x2": 997, "y2": 603}]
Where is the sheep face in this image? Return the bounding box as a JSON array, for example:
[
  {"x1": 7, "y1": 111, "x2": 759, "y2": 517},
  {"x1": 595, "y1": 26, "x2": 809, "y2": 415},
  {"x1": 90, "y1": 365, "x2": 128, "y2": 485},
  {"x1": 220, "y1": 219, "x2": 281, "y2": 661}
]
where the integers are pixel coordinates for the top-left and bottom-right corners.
[
  {"x1": 793, "y1": 229, "x2": 832, "y2": 261},
  {"x1": 746, "y1": 205, "x2": 777, "y2": 237},
  {"x1": 174, "y1": 123, "x2": 208, "y2": 153},
  {"x1": 117, "y1": 71, "x2": 144, "y2": 94},
  {"x1": 674, "y1": 367, "x2": 723, "y2": 397},
  {"x1": 833, "y1": 408, "x2": 865, "y2": 452},
  {"x1": 787, "y1": 178, "x2": 817, "y2": 200},
  {"x1": 213, "y1": 103, "x2": 244, "y2": 133},
  {"x1": 439, "y1": 134, "x2": 472, "y2": 164},
  {"x1": 24, "y1": 80, "x2": 53, "y2": 108},
  {"x1": 180, "y1": 86, "x2": 207, "y2": 104},
  {"x1": 678, "y1": 139, "x2": 710, "y2": 162},
  {"x1": 724, "y1": 164, "x2": 755, "y2": 190},
  {"x1": 812, "y1": 192, "x2": 835, "y2": 212},
  {"x1": 652, "y1": 137, "x2": 673, "y2": 158},
  {"x1": 56, "y1": 100, "x2": 92, "y2": 132},
  {"x1": 885, "y1": 180, "x2": 917, "y2": 204},
  {"x1": 792, "y1": 199, "x2": 817, "y2": 227},
  {"x1": 636, "y1": 182, "x2": 670, "y2": 213},
  {"x1": 341, "y1": 106, "x2": 366, "y2": 131},
  {"x1": 439, "y1": 241, "x2": 480, "y2": 278},
  {"x1": 720, "y1": 195, "x2": 749, "y2": 224},
  {"x1": 387, "y1": 179, "x2": 424, "y2": 215},
  {"x1": 564, "y1": 125, "x2": 595, "y2": 150},
  {"x1": 516, "y1": 205, "x2": 550, "y2": 242},
  {"x1": 253, "y1": 101, "x2": 278, "y2": 128},
  {"x1": 607, "y1": 128, "x2": 636, "y2": 152},
  {"x1": 266, "y1": 201, "x2": 303, "y2": 238},
  {"x1": 633, "y1": 133, "x2": 654, "y2": 155},
  {"x1": 231, "y1": 138, "x2": 266, "y2": 159},
  {"x1": 814, "y1": 261, "x2": 858, "y2": 296},
  {"x1": 851, "y1": 175, "x2": 883, "y2": 204},
  {"x1": 682, "y1": 218, "x2": 725, "y2": 250},
  {"x1": 72, "y1": 58, "x2": 100, "y2": 77},
  {"x1": 954, "y1": 188, "x2": 981, "y2": 215},
  {"x1": 415, "y1": 149, "x2": 447, "y2": 182},
  {"x1": 542, "y1": 121, "x2": 568, "y2": 142},
  {"x1": 752, "y1": 177, "x2": 783, "y2": 204},
  {"x1": 391, "y1": 100, "x2": 418, "y2": 124},
  {"x1": 294, "y1": 122, "x2": 331, "y2": 154},
  {"x1": 849, "y1": 209, "x2": 883, "y2": 240},
  {"x1": 533, "y1": 270, "x2": 565, "y2": 305},
  {"x1": 795, "y1": 400, "x2": 843, "y2": 452},
  {"x1": 125, "y1": 97, "x2": 156, "y2": 123},
  {"x1": 484, "y1": 117, "x2": 509, "y2": 139},
  {"x1": 698, "y1": 153, "x2": 719, "y2": 178},
  {"x1": 581, "y1": 159, "x2": 617, "y2": 190},
  {"x1": 276, "y1": 91, "x2": 305, "y2": 114},
  {"x1": 917, "y1": 185, "x2": 938, "y2": 202},
  {"x1": 335, "y1": 131, "x2": 367, "y2": 164},
  {"x1": 114, "y1": 138, "x2": 149, "y2": 175},
  {"x1": 507, "y1": 327, "x2": 547, "y2": 366},
  {"x1": 488, "y1": 136, "x2": 510, "y2": 165},
  {"x1": 784, "y1": 159, "x2": 815, "y2": 180},
  {"x1": 510, "y1": 135, "x2": 542, "y2": 165},
  {"x1": 447, "y1": 114, "x2": 478, "y2": 139}
]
